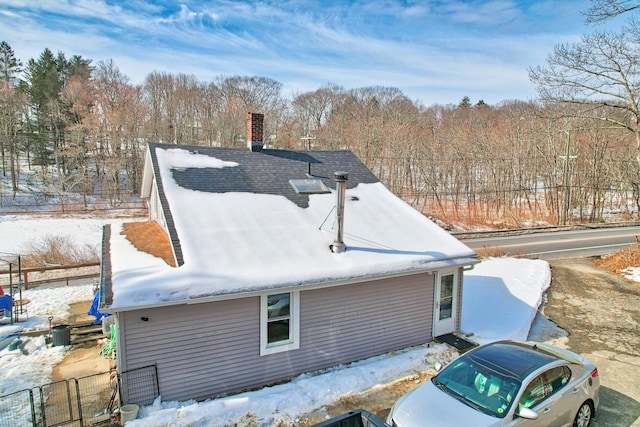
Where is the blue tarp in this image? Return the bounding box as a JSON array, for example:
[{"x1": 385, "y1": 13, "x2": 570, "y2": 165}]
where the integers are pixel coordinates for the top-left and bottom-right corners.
[
  {"x1": 0, "y1": 295, "x2": 12, "y2": 316},
  {"x1": 88, "y1": 290, "x2": 109, "y2": 324}
]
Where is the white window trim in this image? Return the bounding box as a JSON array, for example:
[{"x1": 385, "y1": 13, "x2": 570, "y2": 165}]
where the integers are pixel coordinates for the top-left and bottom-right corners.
[{"x1": 260, "y1": 291, "x2": 300, "y2": 356}]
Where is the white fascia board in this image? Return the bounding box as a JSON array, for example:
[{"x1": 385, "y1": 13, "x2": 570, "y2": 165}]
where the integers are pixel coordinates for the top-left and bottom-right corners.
[
  {"x1": 140, "y1": 146, "x2": 155, "y2": 199},
  {"x1": 102, "y1": 256, "x2": 479, "y2": 314}
]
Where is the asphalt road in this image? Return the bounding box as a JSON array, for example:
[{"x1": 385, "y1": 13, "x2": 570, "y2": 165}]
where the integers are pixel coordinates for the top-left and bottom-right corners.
[
  {"x1": 545, "y1": 258, "x2": 640, "y2": 427},
  {"x1": 461, "y1": 226, "x2": 640, "y2": 260}
]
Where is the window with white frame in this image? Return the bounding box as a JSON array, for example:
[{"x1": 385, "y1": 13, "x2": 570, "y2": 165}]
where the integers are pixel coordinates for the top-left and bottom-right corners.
[{"x1": 260, "y1": 291, "x2": 300, "y2": 356}]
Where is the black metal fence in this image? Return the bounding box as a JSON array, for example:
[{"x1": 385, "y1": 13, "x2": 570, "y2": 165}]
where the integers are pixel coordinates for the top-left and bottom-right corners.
[
  {"x1": 0, "y1": 365, "x2": 158, "y2": 427},
  {"x1": 117, "y1": 366, "x2": 160, "y2": 408}
]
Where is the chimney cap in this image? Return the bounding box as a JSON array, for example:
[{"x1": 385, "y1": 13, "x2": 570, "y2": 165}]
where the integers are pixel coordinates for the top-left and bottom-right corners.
[{"x1": 334, "y1": 171, "x2": 349, "y2": 181}]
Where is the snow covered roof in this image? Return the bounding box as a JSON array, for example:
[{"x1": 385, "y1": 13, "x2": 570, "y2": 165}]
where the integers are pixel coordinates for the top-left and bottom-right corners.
[{"x1": 103, "y1": 143, "x2": 477, "y2": 310}]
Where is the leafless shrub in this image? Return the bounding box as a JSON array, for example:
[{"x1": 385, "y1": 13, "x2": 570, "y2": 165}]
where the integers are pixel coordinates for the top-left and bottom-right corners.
[
  {"x1": 595, "y1": 243, "x2": 640, "y2": 273},
  {"x1": 475, "y1": 245, "x2": 510, "y2": 259},
  {"x1": 20, "y1": 235, "x2": 99, "y2": 267}
]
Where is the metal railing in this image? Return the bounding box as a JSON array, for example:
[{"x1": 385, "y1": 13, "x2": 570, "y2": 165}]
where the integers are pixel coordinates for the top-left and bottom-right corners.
[{"x1": 0, "y1": 365, "x2": 158, "y2": 427}]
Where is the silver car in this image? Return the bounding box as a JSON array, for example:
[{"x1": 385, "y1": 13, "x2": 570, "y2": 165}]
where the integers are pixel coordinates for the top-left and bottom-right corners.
[{"x1": 387, "y1": 340, "x2": 599, "y2": 427}]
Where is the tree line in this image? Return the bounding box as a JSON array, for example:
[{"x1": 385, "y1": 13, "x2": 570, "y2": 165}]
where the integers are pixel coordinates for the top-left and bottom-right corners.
[{"x1": 1, "y1": 1, "x2": 640, "y2": 226}]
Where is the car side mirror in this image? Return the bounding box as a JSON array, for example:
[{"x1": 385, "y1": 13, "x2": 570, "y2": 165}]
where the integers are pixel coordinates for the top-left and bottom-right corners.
[
  {"x1": 517, "y1": 407, "x2": 539, "y2": 420},
  {"x1": 434, "y1": 362, "x2": 443, "y2": 372}
]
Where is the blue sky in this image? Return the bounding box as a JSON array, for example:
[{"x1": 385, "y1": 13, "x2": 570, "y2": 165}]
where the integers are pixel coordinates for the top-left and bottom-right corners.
[{"x1": 1, "y1": 0, "x2": 596, "y2": 105}]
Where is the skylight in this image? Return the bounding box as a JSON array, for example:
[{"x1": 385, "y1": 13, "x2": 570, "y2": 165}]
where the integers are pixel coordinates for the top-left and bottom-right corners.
[{"x1": 289, "y1": 179, "x2": 331, "y2": 195}]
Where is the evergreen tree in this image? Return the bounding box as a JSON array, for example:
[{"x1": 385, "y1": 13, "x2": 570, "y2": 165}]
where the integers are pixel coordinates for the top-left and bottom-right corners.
[
  {"x1": 0, "y1": 41, "x2": 22, "y2": 86},
  {"x1": 23, "y1": 49, "x2": 58, "y2": 168},
  {"x1": 66, "y1": 55, "x2": 93, "y2": 81},
  {"x1": 22, "y1": 49, "x2": 94, "y2": 172},
  {"x1": 0, "y1": 41, "x2": 26, "y2": 185},
  {"x1": 25, "y1": 49, "x2": 61, "y2": 115},
  {"x1": 458, "y1": 95, "x2": 472, "y2": 108}
]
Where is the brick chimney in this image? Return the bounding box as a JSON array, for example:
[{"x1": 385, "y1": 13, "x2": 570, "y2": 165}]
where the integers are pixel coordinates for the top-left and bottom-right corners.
[{"x1": 247, "y1": 112, "x2": 264, "y2": 152}]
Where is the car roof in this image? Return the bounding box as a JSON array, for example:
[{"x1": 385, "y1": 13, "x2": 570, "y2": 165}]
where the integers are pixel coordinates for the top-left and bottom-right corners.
[{"x1": 465, "y1": 341, "x2": 560, "y2": 380}]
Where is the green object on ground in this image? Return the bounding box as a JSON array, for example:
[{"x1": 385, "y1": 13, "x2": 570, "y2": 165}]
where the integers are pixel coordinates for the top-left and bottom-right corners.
[
  {"x1": 101, "y1": 324, "x2": 117, "y2": 358},
  {"x1": 8, "y1": 339, "x2": 22, "y2": 351}
]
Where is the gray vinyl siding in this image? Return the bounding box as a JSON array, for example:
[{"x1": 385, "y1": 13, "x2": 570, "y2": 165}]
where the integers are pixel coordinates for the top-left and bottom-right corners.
[
  {"x1": 119, "y1": 297, "x2": 260, "y2": 402},
  {"x1": 299, "y1": 273, "x2": 434, "y2": 372},
  {"x1": 119, "y1": 272, "x2": 434, "y2": 402}
]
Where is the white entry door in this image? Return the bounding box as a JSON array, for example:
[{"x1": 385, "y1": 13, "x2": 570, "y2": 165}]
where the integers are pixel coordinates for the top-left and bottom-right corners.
[{"x1": 433, "y1": 270, "x2": 457, "y2": 337}]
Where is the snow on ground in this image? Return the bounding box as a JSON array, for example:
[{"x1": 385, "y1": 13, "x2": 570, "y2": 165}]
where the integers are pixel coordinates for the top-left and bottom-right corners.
[
  {"x1": 0, "y1": 217, "x2": 558, "y2": 426},
  {"x1": 0, "y1": 284, "x2": 95, "y2": 396},
  {"x1": 461, "y1": 257, "x2": 551, "y2": 344},
  {"x1": 621, "y1": 267, "x2": 640, "y2": 282},
  {"x1": 0, "y1": 215, "x2": 129, "y2": 255}
]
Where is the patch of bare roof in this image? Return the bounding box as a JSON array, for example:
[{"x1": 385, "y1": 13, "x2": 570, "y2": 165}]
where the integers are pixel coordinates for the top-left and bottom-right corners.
[{"x1": 121, "y1": 221, "x2": 176, "y2": 267}]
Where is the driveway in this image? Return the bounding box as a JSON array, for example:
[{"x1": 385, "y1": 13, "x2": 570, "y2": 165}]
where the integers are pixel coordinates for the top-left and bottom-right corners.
[
  {"x1": 298, "y1": 257, "x2": 640, "y2": 426},
  {"x1": 546, "y1": 258, "x2": 640, "y2": 427}
]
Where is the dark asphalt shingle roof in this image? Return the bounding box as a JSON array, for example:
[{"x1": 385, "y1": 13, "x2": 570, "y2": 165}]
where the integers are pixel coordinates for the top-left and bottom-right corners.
[{"x1": 151, "y1": 143, "x2": 379, "y2": 207}]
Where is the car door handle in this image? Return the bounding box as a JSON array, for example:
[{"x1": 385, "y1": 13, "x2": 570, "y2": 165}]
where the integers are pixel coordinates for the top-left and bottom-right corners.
[
  {"x1": 542, "y1": 407, "x2": 551, "y2": 414},
  {"x1": 572, "y1": 388, "x2": 579, "y2": 394}
]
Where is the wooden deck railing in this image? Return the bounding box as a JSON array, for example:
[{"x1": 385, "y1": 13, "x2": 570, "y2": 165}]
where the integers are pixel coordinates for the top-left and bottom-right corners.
[{"x1": 0, "y1": 262, "x2": 100, "y2": 289}]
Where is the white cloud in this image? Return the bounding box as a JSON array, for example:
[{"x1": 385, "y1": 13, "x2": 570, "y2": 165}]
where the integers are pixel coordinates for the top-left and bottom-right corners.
[
  {"x1": 443, "y1": 0, "x2": 523, "y2": 25},
  {"x1": 0, "y1": 0, "x2": 591, "y2": 104}
]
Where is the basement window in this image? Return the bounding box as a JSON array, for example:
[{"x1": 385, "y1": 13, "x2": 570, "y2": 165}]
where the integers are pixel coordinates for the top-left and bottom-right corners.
[
  {"x1": 289, "y1": 179, "x2": 330, "y2": 195},
  {"x1": 260, "y1": 291, "x2": 300, "y2": 356}
]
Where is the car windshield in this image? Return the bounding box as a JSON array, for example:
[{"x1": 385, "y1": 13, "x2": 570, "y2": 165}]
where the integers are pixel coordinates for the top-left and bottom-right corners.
[{"x1": 432, "y1": 357, "x2": 521, "y2": 418}]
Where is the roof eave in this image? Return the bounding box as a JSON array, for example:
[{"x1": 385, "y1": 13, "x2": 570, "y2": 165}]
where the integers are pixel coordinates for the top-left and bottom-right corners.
[{"x1": 101, "y1": 255, "x2": 479, "y2": 314}]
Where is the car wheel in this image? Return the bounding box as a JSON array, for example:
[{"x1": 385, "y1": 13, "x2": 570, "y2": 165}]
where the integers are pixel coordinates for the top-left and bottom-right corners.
[{"x1": 573, "y1": 401, "x2": 593, "y2": 427}]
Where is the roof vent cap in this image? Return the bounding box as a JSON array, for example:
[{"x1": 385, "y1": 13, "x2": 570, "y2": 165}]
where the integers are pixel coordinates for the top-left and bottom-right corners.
[{"x1": 330, "y1": 171, "x2": 348, "y2": 254}]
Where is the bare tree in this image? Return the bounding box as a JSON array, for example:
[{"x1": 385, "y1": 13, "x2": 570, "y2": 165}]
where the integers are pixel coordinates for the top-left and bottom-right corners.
[
  {"x1": 303, "y1": 85, "x2": 347, "y2": 150},
  {"x1": 584, "y1": 0, "x2": 640, "y2": 23},
  {"x1": 5, "y1": 43, "x2": 640, "y2": 225},
  {"x1": 94, "y1": 59, "x2": 145, "y2": 202},
  {"x1": 57, "y1": 74, "x2": 95, "y2": 205},
  {"x1": 528, "y1": 26, "x2": 640, "y2": 172},
  {"x1": 199, "y1": 82, "x2": 223, "y2": 146},
  {"x1": 172, "y1": 73, "x2": 203, "y2": 145},
  {"x1": 215, "y1": 75, "x2": 285, "y2": 147},
  {"x1": 144, "y1": 71, "x2": 176, "y2": 144},
  {"x1": 291, "y1": 83, "x2": 342, "y2": 145}
]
